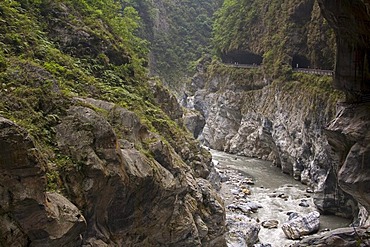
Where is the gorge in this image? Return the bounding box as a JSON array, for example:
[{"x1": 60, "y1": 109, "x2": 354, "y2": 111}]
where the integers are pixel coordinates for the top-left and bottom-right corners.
[{"x1": 0, "y1": 0, "x2": 370, "y2": 246}]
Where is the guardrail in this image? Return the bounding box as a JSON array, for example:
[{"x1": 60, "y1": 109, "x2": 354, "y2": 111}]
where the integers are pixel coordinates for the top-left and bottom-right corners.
[
  {"x1": 224, "y1": 63, "x2": 260, "y2": 69},
  {"x1": 224, "y1": 63, "x2": 334, "y2": 76},
  {"x1": 293, "y1": 68, "x2": 334, "y2": 76}
]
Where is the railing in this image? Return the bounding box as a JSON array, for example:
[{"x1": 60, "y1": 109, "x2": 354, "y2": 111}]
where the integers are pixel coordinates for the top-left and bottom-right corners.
[
  {"x1": 224, "y1": 63, "x2": 260, "y2": 69},
  {"x1": 224, "y1": 63, "x2": 334, "y2": 76},
  {"x1": 293, "y1": 68, "x2": 334, "y2": 76}
]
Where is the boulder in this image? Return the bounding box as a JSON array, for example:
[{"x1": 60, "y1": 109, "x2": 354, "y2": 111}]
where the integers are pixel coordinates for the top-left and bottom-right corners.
[
  {"x1": 0, "y1": 117, "x2": 86, "y2": 246},
  {"x1": 226, "y1": 214, "x2": 260, "y2": 247},
  {"x1": 282, "y1": 211, "x2": 320, "y2": 240},
  {"x1": 261, "y1": 220, "x2": 279, "y2": 229},
  {"x1": 293, "y1": 226, "x2": 370, "y2": 247},
  {"x1": 55, "y1": 104, "x2": 226, "y2": 246}
]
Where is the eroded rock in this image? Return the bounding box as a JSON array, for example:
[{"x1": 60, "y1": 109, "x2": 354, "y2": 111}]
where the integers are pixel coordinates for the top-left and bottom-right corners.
[
  {"x1": 282, "y1": 211, "x2": 320, "y2": 240},
  {"x1": 294, "y1": 226, "x2": 370, "y2": 247},
  {"x1": 55, "y1": 103, "x2": 226, "y2": 246},
  {"x1": 0, "y1": 117, "x2": 86, "y2": 246}
]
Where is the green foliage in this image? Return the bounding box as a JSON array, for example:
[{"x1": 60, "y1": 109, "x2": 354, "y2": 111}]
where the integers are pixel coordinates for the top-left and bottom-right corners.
[
  {"x1": 212, "y1": 0, "x2": 336, "y2": 78},
  {"x1": 0, "y1": 0, "x2": 193, "y2": 193},
  {"x1": 128, "y1": 0, "x2": 223, "y2": 90}
]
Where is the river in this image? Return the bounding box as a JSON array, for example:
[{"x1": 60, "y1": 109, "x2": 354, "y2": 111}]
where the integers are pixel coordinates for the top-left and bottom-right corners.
[{"x1": 210, "y1": 149, "x2": 351, "y2": 247}]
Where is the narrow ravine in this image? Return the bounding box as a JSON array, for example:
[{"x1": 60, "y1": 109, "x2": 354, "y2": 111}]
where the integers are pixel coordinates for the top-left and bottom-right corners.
[{"x1": 210, "y1": 149, "x2": 351, "y2": 247}]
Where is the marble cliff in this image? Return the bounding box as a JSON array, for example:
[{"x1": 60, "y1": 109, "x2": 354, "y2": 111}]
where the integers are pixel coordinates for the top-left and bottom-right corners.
[{"x1": 183, "y1": 0, "x2": 370, "y2": 224}]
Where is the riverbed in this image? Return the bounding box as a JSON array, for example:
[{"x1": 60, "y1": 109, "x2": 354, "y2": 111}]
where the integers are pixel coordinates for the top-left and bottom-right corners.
[{"x1": 211, "y1": 149, "x2": 351, "y2": 247}]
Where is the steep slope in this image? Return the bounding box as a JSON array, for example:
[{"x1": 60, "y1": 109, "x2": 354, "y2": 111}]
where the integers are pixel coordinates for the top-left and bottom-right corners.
[
  {"x1": 183, "y1": 0, "x2": 357, "y2": 218},
  {"x1": 0, "y1": 1, "x2": 226, "y2": 246},
  {"x1": 213, "y1": 0, "x2": 335, "y2": 78},
  {"x1": 129, "y1": 0, "x2": 223, "y2": 90},
  {"x1": 296, "y1": 0, "x2": 370, "y2": 244},
  {"x1": 184, "y1": 61, "x2": 356, "y2": 218}
]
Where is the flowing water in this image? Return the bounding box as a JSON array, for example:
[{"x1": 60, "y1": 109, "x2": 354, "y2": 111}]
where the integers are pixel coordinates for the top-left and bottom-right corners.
[{"x1": 211, "y1": 149, "x2": 351, "y2": 247}]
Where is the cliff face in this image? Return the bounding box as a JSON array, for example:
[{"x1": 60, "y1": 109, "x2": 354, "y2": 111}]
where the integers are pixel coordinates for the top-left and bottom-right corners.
[
  {"x1": 213, "y1": 0, "x2": 336, "y2": 77},
  {"x1": 318, "y1": 0, "x2": 370, "y2": 223},
  {"x1": 184, "y1": 62, "x2": 356, "y2": 217},
  {"x1": 0, "y1": 1, "x2": 226, "y2": 246}
]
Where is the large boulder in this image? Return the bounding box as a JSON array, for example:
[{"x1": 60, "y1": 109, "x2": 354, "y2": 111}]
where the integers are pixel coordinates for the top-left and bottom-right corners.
[
  {"x1": 325, "y1": 103, "x2": 370, "y2": 221},
  {"x1": 281, "y1": 211, "x2": 320, "y2": 240},
  {"x1": 55, "y1": 101, "x2": 226, "y2": 246},
  {"x1": 0, "y1": 116, "x2": 86, "y2": 246},
  {"x1": 226, "y1": 214, "x2": 260, "y2": 247},
  {"x1": 294, "y1": 226, "x2": 370, "y2": 247}
]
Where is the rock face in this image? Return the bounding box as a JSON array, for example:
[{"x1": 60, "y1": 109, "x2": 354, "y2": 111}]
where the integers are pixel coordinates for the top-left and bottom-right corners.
[
  {"x1": 294, "y1": 226, "x2": 370, "y2": 247},
  {"x1": 184, "y1": 64, "x2": 356, "y2": 218},
  {"x1": 0, "y1": 117, "x2": 86, "y2": 246},
  {"x1": 282, "y1": 211, "x2": 320, "y2": 240},
  {"x1": 55, "y1": 99, "x2": 226, "y2": 246},
  {"x1": 317, "y1": 0, "x2": 370, "y2": 224},
  {"x1": 325, "y1": 103, "x2": 370, "y2": 216},
  {"x1": 318, "y1": 0, "x2": 370, "y2": 101}
]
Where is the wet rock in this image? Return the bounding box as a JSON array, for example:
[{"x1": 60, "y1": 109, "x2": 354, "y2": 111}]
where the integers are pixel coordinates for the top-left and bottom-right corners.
[
  {"x1": 282, "y1": 211, "x2": 320, "y2": 240},
  {"x1": 253, "y1": 244, "x2": 272, "y2": 247},
  {"x1": 226, "y1": 214, "x2": 260, "y2": 247},
  {"x1": 227, "y1": 201, "x2": 261, "y2": 214},
  {"x1": 299, "y1": 199, "x2": 310, "y2": 207},
  {"x1": 306, "y1": 188, "x2": 314, "y2": 193},
  {"x1": 278, "y1": 193, "x2": 288, "y2": 199},
  {"x1": 293, "y1": 226, "x2": 370, "y2": 247},
  {"x1": 261, "y1": 220, "x2": 279, "y2": 229}
]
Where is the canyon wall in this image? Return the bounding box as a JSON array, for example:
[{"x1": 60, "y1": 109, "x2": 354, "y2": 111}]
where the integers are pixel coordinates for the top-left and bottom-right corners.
[
  {"x1": 184, "y1": 61, "x2": 356, "y2": 218},
  {"x1": 318, "y1": 0, "x2": 370, "y2": 224},
  {"x1": 0, "y1": 1, "x2": 226, "y2": 246}
]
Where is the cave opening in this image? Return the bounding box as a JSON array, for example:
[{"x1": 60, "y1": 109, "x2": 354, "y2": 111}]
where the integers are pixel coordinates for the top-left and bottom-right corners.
[
  {"x1": 221, "y1": 50, "x2": 263, "y2": 65},
  {"x1": 292, "y1": 55, "x2": 311, "y2": 68}
]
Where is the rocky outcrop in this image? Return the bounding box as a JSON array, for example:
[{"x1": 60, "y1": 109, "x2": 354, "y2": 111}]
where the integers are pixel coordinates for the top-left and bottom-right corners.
[
  {"x1": 184, "y1": 64, "x2": 355, "y2": 218},
  {"x1": 0, "y1": 117, "x2": 86, "y2": 246},
  {"x1": 318, "y1": 0, "x2": 370, "y2": 101},
  {"x1": 317, "y1": 0, "x2": 370, "y2": 225},
  {"x1": 282, "y1": 211, "x2": 320, "y2": 240},
  {"x1": 55, "y1": 99, "x2": 226, "y2": 246},
  {"x1": 294, "y1": 226, "x2": 370, "y2": 247},
  {"x1": 325, "y1": 103, "x2": 370, "y2": 222}
]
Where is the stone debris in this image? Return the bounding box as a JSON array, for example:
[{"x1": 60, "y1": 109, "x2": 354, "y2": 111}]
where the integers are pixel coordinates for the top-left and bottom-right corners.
[
  {"x1": 299, "y1": 199, "x2": 310, "y2": 207},
  {"x1": 261, "y1": 220, "x2": 279, "y2": 229},
  {"x1": 282, "y1": 211, "x2": 320, "y2": 240}
]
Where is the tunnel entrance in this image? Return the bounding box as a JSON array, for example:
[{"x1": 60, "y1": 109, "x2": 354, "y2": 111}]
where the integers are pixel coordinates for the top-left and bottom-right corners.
[
  {"x1": 221, "y1": 50, "x2": 263, "y2": 65},
  {"x1": 292, "y1": 55, "x2": 311, "y2": 68}
]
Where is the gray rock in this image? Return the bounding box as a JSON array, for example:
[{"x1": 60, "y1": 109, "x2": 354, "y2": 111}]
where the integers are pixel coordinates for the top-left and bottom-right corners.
[
  {"x1": 184, "y1": 64, "x2": 353, "y2": 217},
  {"x1": 299, "y1": 199, "x2": 310, "y2": 207},
  {"x1": 183, "y1": 109, "x2": 206, "y2": 138},
  {"x1": 55, "y1": 105, "x2": 227, "y2": 246},
  {"x1": 282, "y1": 211, "x2": 320, "y2": 240},
  {"x1": 226, "y1": 214, "x2": 260, "y2": 247},
  {"x1": 261, "y1": 220, "x2": 279, "y2": 229},
  {"x1": 0, "y1": 117, "x2": 86, "y2": 246},
  {"x1": 293, "y1": 226, "x2": 370, "y2": 247}
]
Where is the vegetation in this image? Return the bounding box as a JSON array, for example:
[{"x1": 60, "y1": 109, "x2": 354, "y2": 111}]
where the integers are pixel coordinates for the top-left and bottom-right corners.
[
  {"x1": 212, "y1": 0, "x2": 335, "y2": 79},
  {"x1": 0, "y1": 0, "x2": 197, "y2": 191},
  {"x1": 127, "y1": 0, "x2": 223, "y2": 90}
]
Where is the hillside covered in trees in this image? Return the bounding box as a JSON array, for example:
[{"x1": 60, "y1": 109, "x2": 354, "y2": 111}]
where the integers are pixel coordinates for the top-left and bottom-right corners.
[
  {"x1": 0, "y1": 1, "x2": 226, "y2": 246},
  {"x1": 127, "y1": 0, "x2": 223, "y2": 89},
  {"x1": 212, "y1": 0, "x2": 336, "y2": 78}
]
